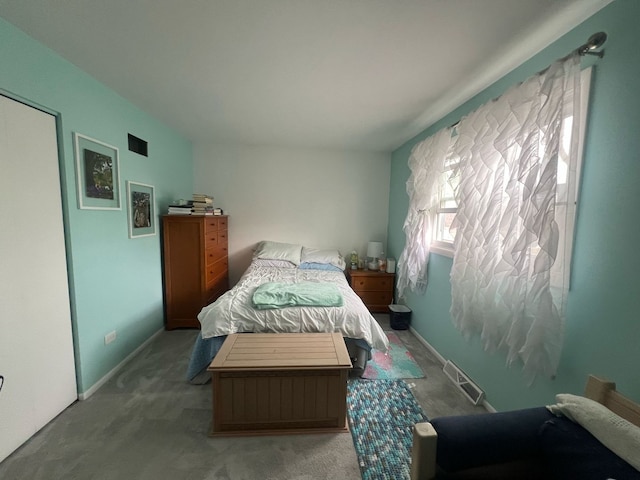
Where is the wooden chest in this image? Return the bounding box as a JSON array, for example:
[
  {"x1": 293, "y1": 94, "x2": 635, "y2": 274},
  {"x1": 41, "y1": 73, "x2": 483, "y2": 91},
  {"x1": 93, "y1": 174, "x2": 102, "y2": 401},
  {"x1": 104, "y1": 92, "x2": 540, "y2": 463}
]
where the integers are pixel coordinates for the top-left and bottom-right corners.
[{"x1": 207, "y1": 333, "x2": 352, "y2": 436}]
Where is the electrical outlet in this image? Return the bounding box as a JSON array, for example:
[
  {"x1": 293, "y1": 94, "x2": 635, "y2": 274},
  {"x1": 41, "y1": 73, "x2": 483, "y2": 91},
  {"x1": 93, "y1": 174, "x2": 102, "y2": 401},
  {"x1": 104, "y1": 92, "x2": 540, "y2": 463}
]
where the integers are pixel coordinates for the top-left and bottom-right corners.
[{"x1": 104, "y1": 330, "x2": 117, "y2": 345}]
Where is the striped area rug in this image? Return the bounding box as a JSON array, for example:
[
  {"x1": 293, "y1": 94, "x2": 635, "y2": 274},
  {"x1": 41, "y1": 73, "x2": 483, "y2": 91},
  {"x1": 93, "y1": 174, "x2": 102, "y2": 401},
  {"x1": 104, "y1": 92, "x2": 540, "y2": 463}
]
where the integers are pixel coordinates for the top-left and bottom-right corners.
[{"x1": 347, "y1": 379, "x2": 429, "y2": 480}]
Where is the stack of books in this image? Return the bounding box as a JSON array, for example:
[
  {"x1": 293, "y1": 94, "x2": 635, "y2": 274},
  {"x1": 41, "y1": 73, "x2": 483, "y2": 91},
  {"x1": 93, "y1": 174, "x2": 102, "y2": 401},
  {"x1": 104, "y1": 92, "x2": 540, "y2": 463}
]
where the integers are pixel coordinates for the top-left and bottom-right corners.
[
  {"x1": 167, "y1": 201, "x2": 193, "y2": 215},
  {"x1": 192, "y1": 193, "x2": 214, "y2": 215},
  {"x1": 166, "y1": 194, "x2": 223, "y2": 216}
]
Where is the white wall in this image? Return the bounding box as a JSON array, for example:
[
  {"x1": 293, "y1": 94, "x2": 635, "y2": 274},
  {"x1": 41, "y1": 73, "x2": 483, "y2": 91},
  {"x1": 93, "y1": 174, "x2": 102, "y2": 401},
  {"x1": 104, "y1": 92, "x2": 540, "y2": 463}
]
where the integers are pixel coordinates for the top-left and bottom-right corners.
[{"x1": 194, "y1": 143, "x2": 390, "y2": 285}]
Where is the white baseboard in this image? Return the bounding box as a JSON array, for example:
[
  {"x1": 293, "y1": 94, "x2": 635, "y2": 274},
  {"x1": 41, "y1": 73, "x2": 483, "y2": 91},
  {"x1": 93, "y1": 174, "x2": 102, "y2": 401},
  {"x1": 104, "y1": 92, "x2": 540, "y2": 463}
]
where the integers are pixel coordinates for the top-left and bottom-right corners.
[
  {"x1": 78, "y1": 327, "x2": 164, "y2": 400},
  {"x1": 408, "y1": 326, "x2": 497, "y2": 413},
  {"x1": 409, "y1": 326, "x2": 447, "y2": 365}
]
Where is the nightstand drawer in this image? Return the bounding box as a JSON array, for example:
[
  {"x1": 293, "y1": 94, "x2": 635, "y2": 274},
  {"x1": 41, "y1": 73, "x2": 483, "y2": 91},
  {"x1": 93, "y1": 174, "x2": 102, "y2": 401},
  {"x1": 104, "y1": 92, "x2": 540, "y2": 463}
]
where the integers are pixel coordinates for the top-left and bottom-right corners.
[
  {"x1": 347, "y1": 270, "x2": 395, "y2": 313},
  {"x1": 351, "y1": 275, "x2": 393, "y2": 292},
  {"x1": 356, "y1": 290, "x2": 393, "y2": 306}
]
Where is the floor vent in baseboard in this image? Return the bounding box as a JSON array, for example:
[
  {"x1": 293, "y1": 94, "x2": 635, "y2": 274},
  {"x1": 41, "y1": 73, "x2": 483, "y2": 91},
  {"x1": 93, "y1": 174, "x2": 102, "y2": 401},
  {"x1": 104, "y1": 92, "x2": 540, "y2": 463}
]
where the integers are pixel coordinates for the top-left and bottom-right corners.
[{"x1": 443, "y1": 360, "x2": 485, "y2": 405}]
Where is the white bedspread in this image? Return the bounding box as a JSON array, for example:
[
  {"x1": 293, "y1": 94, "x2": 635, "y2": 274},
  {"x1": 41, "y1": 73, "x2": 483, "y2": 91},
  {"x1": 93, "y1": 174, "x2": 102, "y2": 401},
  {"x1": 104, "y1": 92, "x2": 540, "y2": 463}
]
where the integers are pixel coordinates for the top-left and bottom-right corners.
[{"x1": 198, "y1": 264, "x2": 389, "y2": 352}]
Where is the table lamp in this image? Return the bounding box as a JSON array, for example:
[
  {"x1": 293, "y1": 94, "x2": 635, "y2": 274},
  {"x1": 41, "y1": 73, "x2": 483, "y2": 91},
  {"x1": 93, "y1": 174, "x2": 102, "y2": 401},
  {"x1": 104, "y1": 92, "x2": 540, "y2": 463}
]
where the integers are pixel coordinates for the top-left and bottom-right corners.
[{"x1": 366, "y1": 241, "x2": 384, "y2": 271}]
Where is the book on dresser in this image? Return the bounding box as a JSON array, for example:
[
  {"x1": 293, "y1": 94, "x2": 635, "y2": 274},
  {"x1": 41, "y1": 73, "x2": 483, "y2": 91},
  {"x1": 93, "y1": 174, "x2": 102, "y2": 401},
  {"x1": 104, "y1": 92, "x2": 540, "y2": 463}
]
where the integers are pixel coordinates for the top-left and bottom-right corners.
[
  {"x1": 191, "y1": 193, "x2": 215, "y2": 215},
  {"x1": 167, "y1": 205, "x2": 193, "y2": 215},
  {"x1": 192, "y1": 193, "x2": 213, "y2": 202},
  {"x1": 161, "y1": 215, "x2": 229, "y2": 329}
]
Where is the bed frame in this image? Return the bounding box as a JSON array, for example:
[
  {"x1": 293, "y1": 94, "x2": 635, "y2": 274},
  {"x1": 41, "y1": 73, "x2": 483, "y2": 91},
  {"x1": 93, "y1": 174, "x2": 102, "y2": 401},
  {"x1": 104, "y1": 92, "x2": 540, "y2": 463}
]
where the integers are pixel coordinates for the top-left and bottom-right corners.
[{"x1": 410, "y1": 375, "x2": 640, "y2": 480}]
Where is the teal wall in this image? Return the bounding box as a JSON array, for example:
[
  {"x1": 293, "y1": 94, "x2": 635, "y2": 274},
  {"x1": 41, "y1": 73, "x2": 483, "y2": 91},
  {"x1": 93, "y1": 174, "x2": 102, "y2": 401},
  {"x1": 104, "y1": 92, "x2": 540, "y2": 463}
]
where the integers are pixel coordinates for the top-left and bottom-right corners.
[
  {"x1": 389, "y1": 0, "x2": 640, "y2": 411},
  {"x1": 0, "y1": 18, "x2": 194, "y2": 394}
]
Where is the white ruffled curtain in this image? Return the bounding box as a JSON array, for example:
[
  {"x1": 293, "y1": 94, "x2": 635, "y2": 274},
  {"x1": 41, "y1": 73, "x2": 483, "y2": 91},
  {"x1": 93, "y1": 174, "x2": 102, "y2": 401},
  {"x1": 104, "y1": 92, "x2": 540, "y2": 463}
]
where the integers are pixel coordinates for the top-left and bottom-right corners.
[
  {"x1": 396, "y1": 127, "x2": 452, "y2": 299},
  {"x1": 449, "y1": 53, "x2": 581, "y2": 382}
]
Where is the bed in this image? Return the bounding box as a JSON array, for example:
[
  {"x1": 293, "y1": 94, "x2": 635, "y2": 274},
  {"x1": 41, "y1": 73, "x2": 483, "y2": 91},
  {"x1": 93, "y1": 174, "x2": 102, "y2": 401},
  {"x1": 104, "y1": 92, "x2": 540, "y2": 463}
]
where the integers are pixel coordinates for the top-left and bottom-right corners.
[
  {"x1": 411, "y1": 375, "x2": 640, "y2": 479},
  {"x1": 186, "y1": 241, "x2": 389, "y2": 383}
]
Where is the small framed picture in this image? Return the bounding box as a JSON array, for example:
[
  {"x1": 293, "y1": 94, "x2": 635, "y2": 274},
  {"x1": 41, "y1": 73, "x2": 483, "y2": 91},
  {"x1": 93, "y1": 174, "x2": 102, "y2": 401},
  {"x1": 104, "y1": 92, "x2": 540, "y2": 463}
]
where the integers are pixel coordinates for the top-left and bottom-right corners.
[
  {"x1": 126, "y1": 181, "x2": 156, "y2": 238},
  {"x1": 74, "y1": 133, "x2": 121, "y2": 210}
]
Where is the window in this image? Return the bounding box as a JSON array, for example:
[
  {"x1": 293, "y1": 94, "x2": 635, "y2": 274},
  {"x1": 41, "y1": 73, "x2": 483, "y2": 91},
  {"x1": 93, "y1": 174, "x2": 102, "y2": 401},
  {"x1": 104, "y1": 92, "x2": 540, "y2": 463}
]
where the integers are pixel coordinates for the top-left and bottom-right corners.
[
  {"x1": 431, "y1": 67, "x2": 591, "y2": 262},
  {"x1": 398, "y1": 54, "x2": 588, "y2": 380},
  {"x1": 432, "y1": 151, "x2": 459, "y2": 256},
  {"x1": 549, "y1": 67, "x2": 591, "y2": 290}
]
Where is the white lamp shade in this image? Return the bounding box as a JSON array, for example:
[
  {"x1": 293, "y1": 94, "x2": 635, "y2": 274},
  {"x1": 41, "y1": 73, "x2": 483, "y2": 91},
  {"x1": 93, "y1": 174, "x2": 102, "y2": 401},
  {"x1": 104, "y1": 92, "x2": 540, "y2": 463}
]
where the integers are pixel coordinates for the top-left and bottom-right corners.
[{"x1": 367, "y1": 241, "x2": 383, "y2": 259}]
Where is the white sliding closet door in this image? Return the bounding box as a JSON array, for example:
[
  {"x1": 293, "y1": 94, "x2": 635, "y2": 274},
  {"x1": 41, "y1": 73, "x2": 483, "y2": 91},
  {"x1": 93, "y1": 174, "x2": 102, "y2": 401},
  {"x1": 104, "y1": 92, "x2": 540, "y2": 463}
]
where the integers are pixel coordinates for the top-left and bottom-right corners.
[{"x1": 0, "y1": 94, "x2": 77, "y2": 463}]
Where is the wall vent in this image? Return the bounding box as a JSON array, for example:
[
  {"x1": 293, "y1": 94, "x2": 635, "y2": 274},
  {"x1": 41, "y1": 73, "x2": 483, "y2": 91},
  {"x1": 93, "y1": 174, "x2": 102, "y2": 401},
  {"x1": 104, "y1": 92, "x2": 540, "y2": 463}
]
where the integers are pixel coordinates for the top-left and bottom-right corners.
[
  {"x1": 443, "y1": 360, "x2": 485, "y2": 405},
  {"x1": 128, "y1": 133, "x2": 148, "y2": 157}
]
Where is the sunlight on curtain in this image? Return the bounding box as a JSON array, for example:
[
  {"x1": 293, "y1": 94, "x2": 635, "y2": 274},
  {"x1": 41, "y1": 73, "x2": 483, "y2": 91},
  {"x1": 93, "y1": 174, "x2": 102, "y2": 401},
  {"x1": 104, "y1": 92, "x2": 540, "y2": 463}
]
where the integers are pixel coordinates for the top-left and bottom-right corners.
[
  {"x1": 449, "y1": 53, "x2": 582, "y2": 382},
  {"x1": 397, "y1": 127, "x2": 452, "y2": 299}
]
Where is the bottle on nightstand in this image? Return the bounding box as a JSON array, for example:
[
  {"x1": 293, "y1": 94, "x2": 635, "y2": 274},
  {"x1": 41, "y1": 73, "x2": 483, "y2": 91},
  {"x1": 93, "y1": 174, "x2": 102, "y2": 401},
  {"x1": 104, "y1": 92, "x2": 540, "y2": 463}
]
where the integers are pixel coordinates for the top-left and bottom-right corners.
[
  {"x1": 378, "y1": 253, "x2": 386, "y2": 272},
  {"x1": 350, "y1": 250, "x2": 358, "y2": 270}
]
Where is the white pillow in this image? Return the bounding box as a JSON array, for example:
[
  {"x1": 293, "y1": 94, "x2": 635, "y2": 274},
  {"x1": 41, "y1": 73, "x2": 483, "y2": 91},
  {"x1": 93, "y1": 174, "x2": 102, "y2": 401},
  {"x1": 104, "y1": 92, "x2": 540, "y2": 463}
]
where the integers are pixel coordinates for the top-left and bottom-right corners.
[
  {"x1": 547, "y1": 393, "x2": 640, "y2": 471},
  {"x1": 252, "y1": 258, "x2": 297, "y2": 268},
  {"x1": 254, "y1": 241, "x2": 302, "y2": 265},
  {"x1": 301, "y1": 247, "x2": 346, "y2": 270}
]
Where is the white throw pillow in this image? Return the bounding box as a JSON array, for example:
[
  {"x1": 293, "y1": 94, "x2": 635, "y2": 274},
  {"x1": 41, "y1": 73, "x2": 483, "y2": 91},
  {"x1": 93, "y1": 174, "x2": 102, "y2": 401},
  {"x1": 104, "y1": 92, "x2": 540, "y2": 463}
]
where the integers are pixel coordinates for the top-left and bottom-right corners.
[
  {"x1": 252, "y1": 258, "x2": 297, "y2": 268},
  {"x1": 254, "y1": 241, "x2": 302, "y2": 265},
  {"x1": 301, "y1": 247, "x2": 346, "y2": 270},
  {"x1": 547, "y1": 393, "x2": 640, "y2": 471}
]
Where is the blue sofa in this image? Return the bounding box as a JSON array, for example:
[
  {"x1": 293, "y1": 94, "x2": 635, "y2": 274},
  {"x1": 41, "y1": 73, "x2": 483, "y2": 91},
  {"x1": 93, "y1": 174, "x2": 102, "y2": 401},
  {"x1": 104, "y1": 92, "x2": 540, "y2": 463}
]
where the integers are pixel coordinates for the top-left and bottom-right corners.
[{"x1": 411, "y1": 376, "x2": 640, "y2": 479}]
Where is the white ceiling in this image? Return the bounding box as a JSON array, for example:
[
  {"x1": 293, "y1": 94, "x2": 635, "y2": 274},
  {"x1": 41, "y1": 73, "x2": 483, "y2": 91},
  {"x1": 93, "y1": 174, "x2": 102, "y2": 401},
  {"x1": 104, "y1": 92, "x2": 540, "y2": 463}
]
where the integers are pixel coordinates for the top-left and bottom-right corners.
[{"x1": 0, "y1": 0, "x2": 611, "y2": 153}]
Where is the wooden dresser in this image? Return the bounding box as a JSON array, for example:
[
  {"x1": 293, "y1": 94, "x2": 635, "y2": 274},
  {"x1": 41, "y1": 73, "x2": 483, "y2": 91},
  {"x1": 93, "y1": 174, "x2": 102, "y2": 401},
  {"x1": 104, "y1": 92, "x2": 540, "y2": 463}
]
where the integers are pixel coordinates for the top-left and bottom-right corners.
[
  {"x1": 161, "y1": 215, "x2": 229, "y2": 329},
  {"x1": 347, "y1": 269, "x2": 395, "y2": 313}
]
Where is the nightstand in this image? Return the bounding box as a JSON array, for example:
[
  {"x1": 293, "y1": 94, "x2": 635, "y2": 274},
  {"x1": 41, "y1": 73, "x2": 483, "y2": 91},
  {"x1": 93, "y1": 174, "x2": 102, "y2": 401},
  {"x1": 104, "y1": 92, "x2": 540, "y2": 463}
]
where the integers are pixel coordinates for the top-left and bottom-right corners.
[{"x1": 347, "y1": 269, "x2": 395, "y2": 313}]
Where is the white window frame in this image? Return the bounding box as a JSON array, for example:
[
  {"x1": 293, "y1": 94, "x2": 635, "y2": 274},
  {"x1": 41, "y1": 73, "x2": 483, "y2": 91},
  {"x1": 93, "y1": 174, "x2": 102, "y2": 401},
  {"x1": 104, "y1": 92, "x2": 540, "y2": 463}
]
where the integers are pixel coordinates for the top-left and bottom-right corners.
[
  {"x1": 431, "y1": 154, "x2": 459, "y2": 257},
  {"x1": 430, "y1": 67, "x2": 591, "y2": 260}
]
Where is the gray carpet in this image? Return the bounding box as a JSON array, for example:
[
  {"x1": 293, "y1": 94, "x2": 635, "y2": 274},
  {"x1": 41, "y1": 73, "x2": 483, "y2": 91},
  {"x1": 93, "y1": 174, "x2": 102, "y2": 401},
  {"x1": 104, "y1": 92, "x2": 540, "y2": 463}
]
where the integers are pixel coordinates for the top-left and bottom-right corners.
[{"x1": 0, "y1": 314, "x2": 485, "y2": 480}]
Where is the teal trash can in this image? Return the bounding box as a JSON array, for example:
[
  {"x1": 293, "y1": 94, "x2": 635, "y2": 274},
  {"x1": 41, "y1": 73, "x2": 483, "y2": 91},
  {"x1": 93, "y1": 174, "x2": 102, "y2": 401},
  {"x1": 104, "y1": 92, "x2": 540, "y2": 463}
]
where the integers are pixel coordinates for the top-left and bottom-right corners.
[{"x1": 389, "y1": 304, "x2": 412, "y2": 330}]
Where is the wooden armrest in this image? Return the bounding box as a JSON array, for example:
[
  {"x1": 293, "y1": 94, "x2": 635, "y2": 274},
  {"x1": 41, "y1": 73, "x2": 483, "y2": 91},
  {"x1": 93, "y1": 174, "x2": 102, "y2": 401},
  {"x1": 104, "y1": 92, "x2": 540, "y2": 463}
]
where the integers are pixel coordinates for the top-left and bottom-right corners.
[
  {"x1": 411, "y1": 422, "x2": 438, "y2": 480},
  {"x1": 585, "y1": 374, "x2": 640, "y2": 427}
]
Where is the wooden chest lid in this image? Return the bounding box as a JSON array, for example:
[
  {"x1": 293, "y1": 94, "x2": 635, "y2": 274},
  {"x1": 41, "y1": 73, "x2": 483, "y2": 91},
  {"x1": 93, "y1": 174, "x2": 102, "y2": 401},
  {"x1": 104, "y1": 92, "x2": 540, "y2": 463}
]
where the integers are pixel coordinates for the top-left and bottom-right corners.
[{"x1": 207, "y1": 332, "x2": 352, "y2": 371}]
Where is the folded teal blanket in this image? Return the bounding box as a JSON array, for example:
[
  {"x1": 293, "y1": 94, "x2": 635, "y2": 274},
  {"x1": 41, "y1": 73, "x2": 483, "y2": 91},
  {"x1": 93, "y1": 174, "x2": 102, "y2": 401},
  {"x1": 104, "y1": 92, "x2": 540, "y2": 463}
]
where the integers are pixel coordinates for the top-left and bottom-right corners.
[{"x1": 252, "y1": 282, "x2": 344, "y2": 310}]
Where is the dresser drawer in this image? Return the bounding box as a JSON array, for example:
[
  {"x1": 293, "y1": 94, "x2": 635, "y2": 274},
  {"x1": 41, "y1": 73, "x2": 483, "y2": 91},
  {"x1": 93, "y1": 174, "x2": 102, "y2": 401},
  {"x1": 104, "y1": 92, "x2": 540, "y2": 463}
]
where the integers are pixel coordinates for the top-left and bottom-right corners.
[
  {"x1": 205, "y1": 217, "x2": 222, "y2": 232},
  {"x1": 205, "y1": 230, "x2": 221, "y2": 248},
  {"x1": 351, "y1": 275, "x2": 393, "y2": 292},
  {"x1": 206, "y1": 272, "x2": 229, "y2": 298},
  {"x1": 206, "y1": 246, "x2": 228, "y2": 265},
  {"x1": 205, "y1": 282, "x2": 227, "y2": 306},
  {"x1": 206, "y1": 257, "x2": 228, "y2": 284},
  {"x1": 205, "y1": 276, "x2": 229, "y2": 305},
  {"x1": 204, "y1": 216, "x2": 228, "y2": 232},
  {"x1": 218, "y1": 229, "x2": 228, "y2": 245}
]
